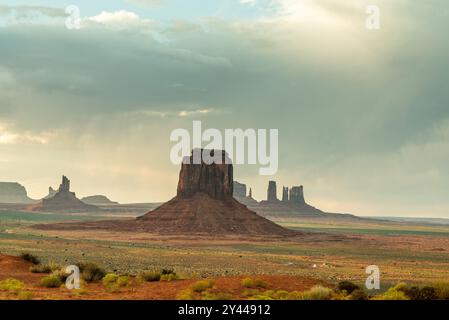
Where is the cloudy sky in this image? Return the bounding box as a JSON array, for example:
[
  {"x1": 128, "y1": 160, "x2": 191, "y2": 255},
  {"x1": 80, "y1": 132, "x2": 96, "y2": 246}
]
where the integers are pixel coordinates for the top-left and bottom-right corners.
[{"x1": 0, "y1": 0, "x2": 448, "y2": 217}]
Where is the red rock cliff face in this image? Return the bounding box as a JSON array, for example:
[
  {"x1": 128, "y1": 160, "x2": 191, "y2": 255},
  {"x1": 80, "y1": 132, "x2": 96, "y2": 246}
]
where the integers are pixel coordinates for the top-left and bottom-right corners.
[{"x1": 177, "y1": 150, "x2": 233, "y2": 200}]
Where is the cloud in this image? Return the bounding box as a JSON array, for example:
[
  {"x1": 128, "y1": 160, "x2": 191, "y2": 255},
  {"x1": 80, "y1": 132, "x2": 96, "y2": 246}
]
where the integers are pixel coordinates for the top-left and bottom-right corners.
[
  {"x1": 240, "y1": 0, "x2": 258, "y2": 6},
  {"x1": 0, "y1": 123, "x2": 57, "y2": 145},
  {"x1": 135, "y1": 108, "x2": 215, "y2": 118},
  {"x1": 84, "y1": 10, "x2": 157, "y2": 30},
  {"x1": 0, "y1": 5, "x2": 65, "y2": 18},
  {"x1": 0, "y1": 1, "x2": 448, "y2": 215},
  {"x1": 126, "y1": 0, "x2": 165, "y2": 8}
]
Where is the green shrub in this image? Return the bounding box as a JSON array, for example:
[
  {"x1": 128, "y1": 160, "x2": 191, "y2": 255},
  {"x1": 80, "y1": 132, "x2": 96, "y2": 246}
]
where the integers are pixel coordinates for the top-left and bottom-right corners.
[
  {"x1": 434, "y1": 282, "x2": 449, "y2": 300},
  {"x1": 116, "y1": 276, "x2": 129, "y2": 287},
  {"x1": 20, "y1": 253, "x2": 40, "y2": 265},
  {"x1": 301, "y1": 286, "x2": 333, "y2": 300},
  {"x1": 30, "y1": 264, "x2": 52, "y2": 274},
  {"x1": 78, "y1": 262, "x2": 106, "y2": 282},
  {"x1": 102, "y1": 273, "x2": 119, "y2": 285},
  {"x1": 191, "y1": 280, "x2": 215, "y2": 293},
  {"x1": 349, "y1": 289, "x2": 368, "y2": 300},
  {"x1": 404, "y1": 286, "x2": 437, "y2": 300},
  {"x1": 272, "y1": 290, "x2": 289, "y2": 300},
  {"x1": 373, "y1": 285, "x2": 409, "y2": 300},
  {"x1": 338, "y1": 281, "x2": 360, "y2": 295},
  {"x1": 375, "y1": 290, "x2": 409, "y2": 300},
  {"x1": 242, "y1": 278, "x2": 255, "y2": 288},
  {"x1": 241, "y1": 278, "x2": 268, "y2": 289},
  {"x1": 161, "y1": 269, "x2": 175, "y2": 275},
  {"x1": 392, "y1": 283, "x2": 438, "y2": 300},
  {"x1": 242, "y1": 288, "x2": 260, "y2": 297},
  {"x1": 161, "y1": 273, "x2": 178, "y2": 281},
  {"x1": 286, "y1": 291, "x2": 305, "y2": 300},
  {"x1": 0, "y1": 278, "x2": 25, "y2": 292},
  {"x1": 202, "y1": 291, "x2": 232, "y2": 300},
  {"x1": 51, "y1": 269, "x2": 69, "y2": 282},
  {"x1": 102, "y1": 273, "x2": 129, "y2": 292},
  {"x1": 40, "y1": 274, "x2": 63, "y2": 288},
  {"x1": 177, "y1": 289, "x2": 196, "y2": 300},
  {"x1": 140, "y1": 271, "x2": 161, "y2": 282},
  {"x1": 17, "y1": 291, "x2": 33, "y2": 300},
  {"x1": 254, "y1": 279, "x2": 268, "y2": 288}
]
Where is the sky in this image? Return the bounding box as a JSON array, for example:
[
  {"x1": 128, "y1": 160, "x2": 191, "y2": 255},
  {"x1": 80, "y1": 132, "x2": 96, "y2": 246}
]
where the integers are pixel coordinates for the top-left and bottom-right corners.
[{"x1": 0, "y1": 0, "x2": 449, "y2": 217}]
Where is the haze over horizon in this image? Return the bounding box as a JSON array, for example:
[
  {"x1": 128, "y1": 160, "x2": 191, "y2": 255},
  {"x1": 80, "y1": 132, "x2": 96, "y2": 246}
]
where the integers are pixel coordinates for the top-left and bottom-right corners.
[{"x1": 1, "y1": 1, "x2": 449, "y2": 218}]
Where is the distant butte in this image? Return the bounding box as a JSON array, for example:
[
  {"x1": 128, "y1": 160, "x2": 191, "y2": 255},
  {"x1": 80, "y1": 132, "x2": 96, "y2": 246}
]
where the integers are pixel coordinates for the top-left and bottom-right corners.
[{"x1": 28, "y1": 175, "x2": 97, "y2": 212}]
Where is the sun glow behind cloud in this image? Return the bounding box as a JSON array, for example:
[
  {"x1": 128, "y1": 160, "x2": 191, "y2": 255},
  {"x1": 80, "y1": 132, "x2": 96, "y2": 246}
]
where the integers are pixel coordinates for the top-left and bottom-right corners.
[{"x1": 0, "y1": 0, "x2": 448, "y2": 216}]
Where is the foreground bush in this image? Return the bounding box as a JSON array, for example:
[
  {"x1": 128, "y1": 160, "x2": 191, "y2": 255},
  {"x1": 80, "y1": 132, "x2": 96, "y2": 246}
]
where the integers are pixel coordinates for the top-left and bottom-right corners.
[
  {"x1": 40, "y1": 274, "x2": 63, "y2": 288},
  {"x1": 177, "y1": 281, "x2": 230, "y2": 300},
  {"x1": 30, "y1": 264, "x2": 52, "y2": 274},
  {"x1": 161, "y1": 273, "x2": 179, "y2": 281},
  {"x1": 373, "y1": 284, "x2": 409, "y2": 300},
  {"x1": 338, "y1": 281, "x2": 360, "y2": 295},
  {"x1": 139, "y1": 271, "x2": 161, "y2": 282},
  {"x1": 348, "y1": 289, "x2": 369, "y2": 300},
  {"x1": 78, "y1": 262, "x2": 106, "y2": 282},
  {"x1": 434, "y1": 282, "x2": 449, "y2": 300},
  {"x1": 191, "y1": 280, "x2": 215, "y2": 293},
  {"x1": 301, "y1": 285, "x2": 333, "y2": 300},
  {"x1": 17, "y1": 291, "x2": 33, "y2": 300},
  {"x1": 0, "y1": 278, "x2": 25, "y2": 293},
  {"x1": 102, "y1": 273, "x2": 129, "y2": 292},
  {"x1": 20, "y1": 253, "x2": 40, "y2": 265}
]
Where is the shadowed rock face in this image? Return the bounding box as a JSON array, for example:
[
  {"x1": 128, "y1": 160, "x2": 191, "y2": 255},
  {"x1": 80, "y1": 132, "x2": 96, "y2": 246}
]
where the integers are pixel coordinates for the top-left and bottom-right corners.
[
  {"x1": 177, "y1": 149, "x2": 233, "y2": 200},
  {"x1": 289, "y1": 186, "x2": 305, "y2": 205},
  {"x1": 233, "y1": 181, "x2": 247, "y2": 198},
  {"x1": 267, "y1": 181, "x2": 279, "y2": 202},
  {"x1": 282, "y1": 187, "x2": 289, "y2": 202}
]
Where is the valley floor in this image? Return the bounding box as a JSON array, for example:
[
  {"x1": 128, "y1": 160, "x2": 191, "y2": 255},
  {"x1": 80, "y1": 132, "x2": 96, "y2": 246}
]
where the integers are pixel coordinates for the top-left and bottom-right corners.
[{"x1": 1, "y1": 209, "x2": 449, "y2": 299}]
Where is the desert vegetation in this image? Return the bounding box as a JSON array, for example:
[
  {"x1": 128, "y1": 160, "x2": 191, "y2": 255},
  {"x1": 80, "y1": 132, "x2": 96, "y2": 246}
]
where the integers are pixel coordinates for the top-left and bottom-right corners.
[{"x1": 2, "y1": 252, "x2": 449, "y2": 300}]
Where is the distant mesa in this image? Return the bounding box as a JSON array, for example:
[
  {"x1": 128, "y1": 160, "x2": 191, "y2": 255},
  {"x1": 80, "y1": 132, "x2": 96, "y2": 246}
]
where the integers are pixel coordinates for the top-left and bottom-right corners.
[
  {"x1": 233, "y1": 181, "x2": 247, "y2": 198},
  {"x1": 0, "y1": 182, "x2": 36, "y2": 204},
  {"x1": 233, "y1": 181, "x2": 259, "y2": 207},
  {"x1": 233, "y1": 180, "x2": 323, "y2": 216},
  {"x1": 28, "y1": 175, "x2": 97, "y2": 212},
  {"x1": 81, "y1": 195, "x2": 119, "y2": 206},
  {"x1": 36, "y1": 150, "x2": 296, "y2": 237}
]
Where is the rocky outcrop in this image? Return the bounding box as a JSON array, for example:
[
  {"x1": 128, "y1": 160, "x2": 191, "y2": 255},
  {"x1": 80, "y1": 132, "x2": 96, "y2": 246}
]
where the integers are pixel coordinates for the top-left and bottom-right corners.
[
  {"x1": 282, "y1": 187, "x2": 289, "y2": 202},
  {"x1": 0, "y1": 182, "x2": 36, "y2": 204},
  {"x1": 29, "y1": 176, "x2": 97, "y2": 212},
  {"x1": 258, "y1": 182, "x2": 323, "y2": 216},
  {"x1": 81, "y1": 195, "x2": 118, "y2": 205},
  {"x1": 267, "y1": 181, "x2": 278, "y2": 202},
  {"x1": 44, "y1": 187, "x2": 57, "y2": 200},
  {"x1": 177, "y1": 150, "x2": 233, "y2": 200},
  {"x1": 59, "y1": 175, "x2": 70, "y2": 192},
  {"x1": 233, "y1": 181, "x2": 247, "y2": 198},
  {"x1": 289, "y1": 186, "x2": 305, "y2": 205}
]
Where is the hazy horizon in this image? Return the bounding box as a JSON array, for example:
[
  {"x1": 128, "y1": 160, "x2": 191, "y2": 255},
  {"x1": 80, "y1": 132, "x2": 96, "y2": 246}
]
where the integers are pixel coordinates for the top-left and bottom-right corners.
[{"x1": 1, "y1": 1, "x2": 449, "y2": 218}]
